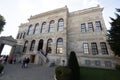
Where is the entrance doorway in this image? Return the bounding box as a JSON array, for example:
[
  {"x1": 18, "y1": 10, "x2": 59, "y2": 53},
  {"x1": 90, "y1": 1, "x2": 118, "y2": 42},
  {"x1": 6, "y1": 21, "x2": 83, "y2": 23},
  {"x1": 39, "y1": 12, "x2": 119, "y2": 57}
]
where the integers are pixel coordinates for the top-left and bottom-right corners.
[{"x1": 30, "y1": 55, "x2": 35, "y2": 63}]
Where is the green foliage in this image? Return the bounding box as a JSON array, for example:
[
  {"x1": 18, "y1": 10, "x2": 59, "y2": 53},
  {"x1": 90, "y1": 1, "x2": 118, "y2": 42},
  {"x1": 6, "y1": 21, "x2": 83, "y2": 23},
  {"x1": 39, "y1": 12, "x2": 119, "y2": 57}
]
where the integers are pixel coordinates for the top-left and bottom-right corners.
[
  {"x1": 0, "y1": 14, "x2": 6, "y2": 34},
  {"x1": 0, "y1": 64, "x2": 4, "y2": 73},
  {"x1": 115, "y1": 64, "x2": 120, "y2": 71},
  {"x1": 80, "y1": 66, "x2": 120, "y2": 80},
  {"x1": 107, "y1": 8, "x2": 120, "y2": 56},
  {"x1": 55, "y1": 66, "x2": 72, "y2": 80},
  {"x1": 68, "y1": 51, "x2": 80, "y2": 80}
]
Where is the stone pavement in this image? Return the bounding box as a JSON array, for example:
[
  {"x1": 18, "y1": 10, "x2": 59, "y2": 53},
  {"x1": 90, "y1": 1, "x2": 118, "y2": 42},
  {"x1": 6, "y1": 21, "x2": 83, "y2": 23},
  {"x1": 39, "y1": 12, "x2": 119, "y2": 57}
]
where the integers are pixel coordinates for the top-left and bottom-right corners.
[{"x1": 0, "y1": 63, "x2": 55, "y2": 80}]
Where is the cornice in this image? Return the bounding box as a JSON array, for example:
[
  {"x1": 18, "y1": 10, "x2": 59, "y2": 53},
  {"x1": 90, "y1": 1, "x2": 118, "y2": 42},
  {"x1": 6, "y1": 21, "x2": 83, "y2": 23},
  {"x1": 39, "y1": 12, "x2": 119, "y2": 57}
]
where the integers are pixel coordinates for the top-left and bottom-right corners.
[
  {"x1": 69, "y1": 5, "x2": 103, "y2": 17},
  {"x1": 28, "y1": 6, "x2": 68, "y2": 20},
  {"x1": 19, "y1": 22, "x2": 29, "y2": 28}
]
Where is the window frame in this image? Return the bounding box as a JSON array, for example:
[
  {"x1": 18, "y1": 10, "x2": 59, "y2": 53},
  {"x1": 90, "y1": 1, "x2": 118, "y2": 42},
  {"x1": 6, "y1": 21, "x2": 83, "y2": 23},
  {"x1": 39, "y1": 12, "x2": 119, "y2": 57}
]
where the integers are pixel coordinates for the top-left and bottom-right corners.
[
  {"x1": 56, "y1": 38, "x2": 63, "y2": 54},
  {"x1": 96, "y1": 21, "x2": 102, "y2": 31},
  {"x1": 100, "y1": 42, "x2": 108, "y2": 55},
  {"x1": 81, "y1": 23, "x2": 86, "y2": 32},
  {"x1": 41, "y1": 22, "x2": 46, "y2": 33},
  {"x1": 58, "y1": 18, "x2": 64, "y2": 31},
  {"x1": 49, "y1": 20, "x2": 55, "y2": 32},
  {"x1": 88, "y1": 22, "x2": 94, "y2": 32},
  {"x1": 91, "y1": 42, "x2": 98, "y2": 55},
  {"x1": 83, "y1": 43, "x2": 89, "y2": 54},
  {"x1": 33, "y1": 23, "x2": 39, "y2": 34}
]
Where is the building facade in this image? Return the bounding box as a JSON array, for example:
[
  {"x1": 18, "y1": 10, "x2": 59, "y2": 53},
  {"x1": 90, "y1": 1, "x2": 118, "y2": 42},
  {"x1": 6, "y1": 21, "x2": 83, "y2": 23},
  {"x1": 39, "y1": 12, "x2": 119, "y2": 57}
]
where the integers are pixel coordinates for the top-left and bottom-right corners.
[{"x1": 16, "y1": 5, "x2": 116, "y2": 68}]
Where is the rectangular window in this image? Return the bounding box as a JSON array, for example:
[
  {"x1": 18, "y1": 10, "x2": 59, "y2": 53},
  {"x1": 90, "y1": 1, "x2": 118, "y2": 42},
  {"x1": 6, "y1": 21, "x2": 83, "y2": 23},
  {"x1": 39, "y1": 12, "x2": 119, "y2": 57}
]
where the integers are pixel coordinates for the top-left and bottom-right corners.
[
  {"x1": 94, "y1": 60, "x2": 101, "y2": 66},
  {"x1": 83, "y1": 43, "x2": 89, "y2": 54},
  {"x1": 85, "y1": 60, "x2": 91, "y2": 65},
  {"x1": 81, "y1": 23, "x2": 86, "y2": 32},
  {"x1": 88, "y1": 22, "x2": 94, "y2": 32},
  {"x1": 91, "y1": 43, "x2": 98, "y2": 55},
  {"x1": 100, "y1": 42, "x2": 108, "y2": 54},
  {"x1": 105, "y1": 61, "x2": 112, "y2": 67},
  {"x1": 96, "y1": 21, "x2": 102, "y2": 31}
]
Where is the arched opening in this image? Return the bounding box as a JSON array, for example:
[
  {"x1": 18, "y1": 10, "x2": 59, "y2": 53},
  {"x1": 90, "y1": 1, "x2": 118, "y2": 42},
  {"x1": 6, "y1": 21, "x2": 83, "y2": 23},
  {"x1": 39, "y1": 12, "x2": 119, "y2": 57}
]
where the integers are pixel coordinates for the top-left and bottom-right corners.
[
  {"x1": 1, "y1": 45, "x2": 12, "y2": 56},
  {"x1": 37, "y1": 39, "x2": 44, "y2": 51},
  {"x1": 56, "y1": 38, "x2": 63, "y2": 54},
  {"x1": 23, "y1": 40, "x2": 28, "y2": 52},
  {"x1": 46, "y1": 38, "x2": 53, "y2": 54},
  {"x1": 30, "y1": 40, "x2": 35, "y2": 51}
]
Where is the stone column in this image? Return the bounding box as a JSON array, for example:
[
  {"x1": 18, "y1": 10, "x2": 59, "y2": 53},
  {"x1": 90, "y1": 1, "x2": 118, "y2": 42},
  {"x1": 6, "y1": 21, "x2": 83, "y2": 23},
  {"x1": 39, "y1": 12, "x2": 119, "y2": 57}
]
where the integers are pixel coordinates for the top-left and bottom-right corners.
[
  {"x1": 52, "y1": 38, "x2": 56, "y2": 54},
  {"x1": 9, "y1": 46, "x2": 16, "y2": 59}
]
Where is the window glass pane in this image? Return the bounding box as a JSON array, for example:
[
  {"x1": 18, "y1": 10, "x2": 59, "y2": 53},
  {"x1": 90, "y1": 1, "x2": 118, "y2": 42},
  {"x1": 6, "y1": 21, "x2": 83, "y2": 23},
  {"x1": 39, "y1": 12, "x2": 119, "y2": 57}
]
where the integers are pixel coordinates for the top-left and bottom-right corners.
[
  {"x1": 58, "y1": 19, "x2": 64, "y2": 31},
  {"x1": 105, "y1": 61, "x2": 112, "y2": 67},
  {"x1": 30, "y1": 40, "x2": 35, "y2": 51},
  {"x1": 57, "y1": 38, "x2": 63, "y2": 54},
  {"x1": 17, "y1": 33, "x2": 20, "y2": 39},
  {"x1": 46, "y1": 39, "x2": 52, "y2": 53},
  {"x1": 96, "y1": 21, "x2": 102, "y2": 31},
  {"x1": 49, "y1": 20, "x2": 54, "y2": 32},
  {"x1": 23, "y1": 41, "x2": 28, "y2": 52},
  {"x1": 28, "y1": 25, "x2": 33, "y2": 35},
  {"x1": 100, "y1": 42, "x2": 108, "y2": 54},
  {"x1": 91, "y1": 43, "x2": 98, "y2": 55},
  {"x1": 88, "y1": 22, "x2": 94, "y2": 32},
  {"x1": 81, "y1": 23, "x2": 86, "y2": 32},
  {"x1": 34, "y1": 23, "x2": 39, "y2": 34},
  {"x1": 83, "y1": 43, "x2": 89, "y2": 54},
  {"x1": 41, "y1": 22, "x2": 46, "y2": 33}
]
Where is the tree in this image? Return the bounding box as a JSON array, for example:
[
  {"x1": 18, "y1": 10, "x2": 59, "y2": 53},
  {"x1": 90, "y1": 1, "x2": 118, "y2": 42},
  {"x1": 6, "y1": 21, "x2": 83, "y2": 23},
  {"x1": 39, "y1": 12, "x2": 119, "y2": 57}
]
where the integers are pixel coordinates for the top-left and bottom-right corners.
[
  {"x1": 0, "y1": 14, "x2": 6, "y2": 34},
  {"x1": 107, "y1": 8, "x2": 120, "y2": 56},
  {"x1": 68, "y1": 51, "x2": 80, "y2": 80}
]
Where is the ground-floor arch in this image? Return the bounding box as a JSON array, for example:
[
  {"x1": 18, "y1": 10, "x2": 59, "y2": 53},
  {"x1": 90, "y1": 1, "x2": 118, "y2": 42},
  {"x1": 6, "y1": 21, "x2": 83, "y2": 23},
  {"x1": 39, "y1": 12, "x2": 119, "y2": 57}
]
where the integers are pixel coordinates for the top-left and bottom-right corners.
[{"x1": 0, "y1": 36, "x2": 17, "y2": 56}]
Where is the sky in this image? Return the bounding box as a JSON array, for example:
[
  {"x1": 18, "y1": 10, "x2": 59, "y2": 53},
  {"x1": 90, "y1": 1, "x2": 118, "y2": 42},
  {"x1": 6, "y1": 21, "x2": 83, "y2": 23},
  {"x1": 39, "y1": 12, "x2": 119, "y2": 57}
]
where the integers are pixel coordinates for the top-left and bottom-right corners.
[{"x1": 0, "y1": 0, "x2": 119, "y2": 55}]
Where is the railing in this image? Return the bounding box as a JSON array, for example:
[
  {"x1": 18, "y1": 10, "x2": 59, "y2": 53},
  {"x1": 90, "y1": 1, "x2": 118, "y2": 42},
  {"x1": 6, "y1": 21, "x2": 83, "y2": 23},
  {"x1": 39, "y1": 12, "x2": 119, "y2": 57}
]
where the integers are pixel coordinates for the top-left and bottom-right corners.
[{"x1": 37, "y1": 51, "x2": 47, "y2": 63}]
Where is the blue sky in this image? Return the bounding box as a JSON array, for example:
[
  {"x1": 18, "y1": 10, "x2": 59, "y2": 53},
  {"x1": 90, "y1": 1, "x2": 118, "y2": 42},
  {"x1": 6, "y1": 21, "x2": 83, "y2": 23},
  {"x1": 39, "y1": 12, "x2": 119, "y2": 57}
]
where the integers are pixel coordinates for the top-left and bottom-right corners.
[{"x1": 0, "y1": 0, "x2": 119, "y2": 55}]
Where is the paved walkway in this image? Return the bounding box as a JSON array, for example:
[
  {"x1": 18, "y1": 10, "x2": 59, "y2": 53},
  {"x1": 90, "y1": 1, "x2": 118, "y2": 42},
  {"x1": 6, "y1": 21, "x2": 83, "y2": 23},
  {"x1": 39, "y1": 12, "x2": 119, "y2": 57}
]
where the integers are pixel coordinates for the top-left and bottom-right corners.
[{"x1": 0, "y1": 63, "x2": 55, "y2": 80}]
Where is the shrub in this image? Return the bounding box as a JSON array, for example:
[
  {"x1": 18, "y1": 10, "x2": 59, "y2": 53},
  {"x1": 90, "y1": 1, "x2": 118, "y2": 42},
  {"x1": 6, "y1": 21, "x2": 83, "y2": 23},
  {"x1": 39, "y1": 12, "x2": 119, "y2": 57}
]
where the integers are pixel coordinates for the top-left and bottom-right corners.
[
  {"x1": 0, "y1": 64, "x2": 4, "y2": 73},
  {"x1": 55, "y1": 66, "x2": 72, "y2": 80},
  {"x1": 68, "y1": 51, "x2": 80, "y2": 80},
  {"x1": 115, "y1": 64, "x2": 120, "y2": 71}
]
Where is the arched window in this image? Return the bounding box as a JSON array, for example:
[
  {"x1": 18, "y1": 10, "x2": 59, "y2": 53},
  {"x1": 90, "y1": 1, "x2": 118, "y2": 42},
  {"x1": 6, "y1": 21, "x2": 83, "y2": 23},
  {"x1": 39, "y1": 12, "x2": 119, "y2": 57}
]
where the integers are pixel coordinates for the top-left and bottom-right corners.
[
  {"x1": 37, "y1": 39, "x2": 44, "y2": 51},
  {"x1": 33, "y1": 23, "x2": 39, "y2": 34},
  {"x1": 56, "y1": 38, "x2": 63, "y2": 54},
  {"x1": 23, "y1": 40, "x2": 28, "y2": 52},
  {"x1": 30, "y1": 40, "x2": 35, "y2": 51},
  {"x1": 58, "y1": 18, "x2": 64, "y2": 31},
  {"x1": 27, "y1": 25, "x2": 33, "y2": 35},
  {"x1": 23, "y1": 32, "x2": 26, "y2": 39},
  {"x1": 49, "y1": 20, "x2": 54, "y2": 32},
  {"x1": 20, "y1": 33, "x2": 23, "y2": 39},
  {"x1": 17, "y1": 33, "x2": 20, "y2": 39},
  {"x1": 41, "y1": 22, "x2": 46, "y2": 33},
  {"x1": 46, "y1": 39, "x2": 53, "y2": 53}
]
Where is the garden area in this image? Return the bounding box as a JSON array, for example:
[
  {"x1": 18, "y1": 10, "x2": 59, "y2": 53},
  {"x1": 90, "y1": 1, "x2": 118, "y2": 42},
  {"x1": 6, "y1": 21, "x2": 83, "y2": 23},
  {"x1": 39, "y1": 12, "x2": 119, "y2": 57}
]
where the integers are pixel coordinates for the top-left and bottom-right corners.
[
  {"x1": 80, "y1": 67, "x2": 120, "y2": 80},
  {"x1": 55, "y1": 51, "x2": 120, "y2": 80}
]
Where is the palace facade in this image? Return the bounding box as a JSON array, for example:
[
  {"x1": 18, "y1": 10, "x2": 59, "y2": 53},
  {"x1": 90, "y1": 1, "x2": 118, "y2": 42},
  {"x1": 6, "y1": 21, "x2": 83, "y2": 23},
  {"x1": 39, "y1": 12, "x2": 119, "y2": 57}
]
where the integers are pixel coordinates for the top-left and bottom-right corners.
[{"x1": 16, "y1": 5, "x2": 116, "y2": 68}]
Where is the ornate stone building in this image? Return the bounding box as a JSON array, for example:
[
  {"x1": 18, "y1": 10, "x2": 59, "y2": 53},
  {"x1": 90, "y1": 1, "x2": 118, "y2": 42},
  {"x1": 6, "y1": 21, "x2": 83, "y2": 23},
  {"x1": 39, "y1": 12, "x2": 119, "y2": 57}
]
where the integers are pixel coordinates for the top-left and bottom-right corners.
[{"x1": 16, "y1": 5, "x2": 117, "y2": 68}]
